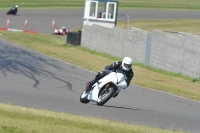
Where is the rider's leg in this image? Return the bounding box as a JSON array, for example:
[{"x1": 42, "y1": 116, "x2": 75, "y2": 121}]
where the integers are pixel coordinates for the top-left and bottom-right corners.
[{"x1": 86, "y1": 71, "x2": 106, "y2": 91}]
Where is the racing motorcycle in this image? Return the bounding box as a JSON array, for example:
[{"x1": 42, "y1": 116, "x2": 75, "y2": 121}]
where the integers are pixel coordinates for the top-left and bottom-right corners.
[
  {"x1": 80, "y1": 69, "x2": 127, "y2": 106},
  {"x1": 7, "y1": 8, "x2": 18, "y2": 15},
  {"x1": 52, "y1": 28, "x2": 63, "y2": 35},
  {"x1": 52, "y1": 28, "x2": 68, "y2": 35}
]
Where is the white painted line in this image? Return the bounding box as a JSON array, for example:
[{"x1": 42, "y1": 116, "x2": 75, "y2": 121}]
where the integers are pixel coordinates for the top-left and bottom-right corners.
[{"x1": 8, "y1": 29, "x2": 23, "y2": 32}]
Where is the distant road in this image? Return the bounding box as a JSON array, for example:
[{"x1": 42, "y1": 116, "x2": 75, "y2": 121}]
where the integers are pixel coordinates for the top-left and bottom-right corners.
[{"x1": 1, "y1": 9, "x2": 200, "y2": 34}]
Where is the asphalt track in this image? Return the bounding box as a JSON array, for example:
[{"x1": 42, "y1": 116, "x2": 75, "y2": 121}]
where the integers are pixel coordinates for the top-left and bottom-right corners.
[{"x1": 0, "y1": 9, "x2": 200, "y2": 132}]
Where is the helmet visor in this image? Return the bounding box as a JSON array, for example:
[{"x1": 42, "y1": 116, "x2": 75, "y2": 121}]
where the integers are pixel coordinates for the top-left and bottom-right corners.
[{"x1": 124, "y1": 63, "x2": 131, "y2": 69}]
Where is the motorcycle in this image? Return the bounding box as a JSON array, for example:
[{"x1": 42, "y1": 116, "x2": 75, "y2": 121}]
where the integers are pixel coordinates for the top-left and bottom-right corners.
[
  {"x1": 52, "y1": 28, "x2": 62, "y2": 35},
  {"x1": 52, "y1": 28, "x2": 68, "y2": 35},
  {"x1": 7, "y1": 8, "x2": 18, "y2": 15},
  {"x1": 80, "y1": 69, "x2": 127, "y2": 106}
]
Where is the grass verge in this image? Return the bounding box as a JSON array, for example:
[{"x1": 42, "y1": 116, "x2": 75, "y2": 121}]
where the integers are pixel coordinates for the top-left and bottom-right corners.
[
  {"x1": 0, "y1": 103, "x2": 186, "y2": 133},
  {"x1": 117, "y1": 19, "x2": 200, "y2": 34}
]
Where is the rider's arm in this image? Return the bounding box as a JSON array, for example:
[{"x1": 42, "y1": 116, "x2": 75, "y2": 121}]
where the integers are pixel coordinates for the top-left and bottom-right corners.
[
  {"x1": 104, "y1": 61, "x2": 121, "y2": 71},
  {"x1": 126, "y1": 70, "x2": 134, "y2": 86}
]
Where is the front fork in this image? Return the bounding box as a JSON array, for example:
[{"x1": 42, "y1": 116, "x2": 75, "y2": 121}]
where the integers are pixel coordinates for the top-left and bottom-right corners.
[
  {"x1": 105, "y1": 83, "x2": 119, "y2": 96},
  {"x1": 112, "y1": 90, "x2": 119, "y2": 96}
]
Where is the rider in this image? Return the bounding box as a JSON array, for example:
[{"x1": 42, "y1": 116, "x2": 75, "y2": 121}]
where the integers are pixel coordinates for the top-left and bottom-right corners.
[
  {"x1": 61, "y1": 26, "x2": 67, "y2": 35},
  {"x1": 86, "y1": 57, "x2": 134, "y2": 98},
  {"x1": 12, "y1": 5, "x2": 18, "y2": 15}
]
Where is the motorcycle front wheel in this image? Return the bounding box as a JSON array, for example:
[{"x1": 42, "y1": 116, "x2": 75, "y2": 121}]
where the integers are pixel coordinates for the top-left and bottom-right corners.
[
  {"x1": 96, "y1": 87, "x2": 115, "y2": 106},
  {"x1": 80, "y1": 90, "x2": 90, "y2": 104}
]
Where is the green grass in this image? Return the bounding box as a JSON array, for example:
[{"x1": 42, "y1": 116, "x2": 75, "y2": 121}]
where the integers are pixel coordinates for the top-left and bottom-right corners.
[
  {"x1": 118, "y1": 0, "x2": 200, "y2": 10},
  {"x1": 1, "y1": 0, "x2": 200, "y2": 10},
  {"x1": 0, "y1": 103, "x2": 186, "y2": 133},
  {"x1": 117, "y1": 19, "x2": 200, "y2": 34},
  {"x1": 0, "y1": 0, "x2": 85, "y2": 9}
]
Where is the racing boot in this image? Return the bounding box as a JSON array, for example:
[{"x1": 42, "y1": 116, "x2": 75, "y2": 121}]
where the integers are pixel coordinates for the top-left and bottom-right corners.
[
  {"x1": 85, "y1": 83, "x2": 91, "y2": 93},
  {"x1": 85, "y1": 80, "x2": 95, "y2": 93},
  {"x1": 85, "y1": 72, "x2": 102, "y2": 93}
]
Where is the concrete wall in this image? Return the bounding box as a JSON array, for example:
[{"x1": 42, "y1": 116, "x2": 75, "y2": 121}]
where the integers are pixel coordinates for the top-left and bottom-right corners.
[
  {"x1": 81, "y1": 25, "x2": 200, "y2": 79},
  {"x1": 150, "y1": 31, "x2": 200, "y2": 78},
  {"x1": 81, "y1": 25, "x2": 149, "y2": 64}
]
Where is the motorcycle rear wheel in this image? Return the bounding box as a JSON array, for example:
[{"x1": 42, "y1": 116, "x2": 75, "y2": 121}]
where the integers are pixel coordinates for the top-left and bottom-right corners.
[{"x1": 96, "y1": 87, "x2": 115, "y2": 106}]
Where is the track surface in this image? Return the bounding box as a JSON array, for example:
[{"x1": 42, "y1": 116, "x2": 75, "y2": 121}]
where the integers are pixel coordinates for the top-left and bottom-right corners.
[{"x1": 0, "y1": 9, "x2": 200, "y2": 132}]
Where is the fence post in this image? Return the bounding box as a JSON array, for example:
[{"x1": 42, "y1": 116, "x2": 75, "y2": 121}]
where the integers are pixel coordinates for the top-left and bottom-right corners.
[
  {"x1": 126, "y1": 15, "x2": 129, "y2": 29},
  {"x1": 145, "y1": 33, "x2": 152, "y2": 66}
]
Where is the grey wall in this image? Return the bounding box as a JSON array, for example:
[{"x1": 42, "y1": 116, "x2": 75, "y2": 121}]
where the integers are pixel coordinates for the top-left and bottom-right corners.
[
  {"x1": 150, "y1": 31, "x2": 200, "y2": 78},
  {"x1": 81, "y1": 25, "x2": 148, "y2": 64},
  {"x1": 81, "y1": 25, "x2": 200, "y2": 79}
]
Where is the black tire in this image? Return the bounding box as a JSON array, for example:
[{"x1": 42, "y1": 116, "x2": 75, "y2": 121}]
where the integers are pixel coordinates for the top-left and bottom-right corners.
[
  {"x1": 96, "y1": 87, "x2": 115, "y2": 106},
  {"x1": 80, "y1": 91, "x2": 90, "y2": 104},
  {"x1": 7, "y1": 11, "x2": 10, "y2": 15}
]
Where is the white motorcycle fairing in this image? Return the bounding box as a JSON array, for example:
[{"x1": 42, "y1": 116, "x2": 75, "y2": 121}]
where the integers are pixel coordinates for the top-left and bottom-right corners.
[
  {"x1": 54, "y1": 29, "x2": 58, "y2": 34},
  {"x1": 87, "y1": 71, "x2": 127, "y2": 101}
]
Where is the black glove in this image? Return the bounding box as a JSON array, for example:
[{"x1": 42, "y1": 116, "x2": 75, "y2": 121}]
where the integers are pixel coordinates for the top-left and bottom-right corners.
[
  {"x1": 105, "y1": 69, "x2": 112, "y2": 74},
  {"x1": 95, "y1": 72, "x2": 101, "y2": 79}
]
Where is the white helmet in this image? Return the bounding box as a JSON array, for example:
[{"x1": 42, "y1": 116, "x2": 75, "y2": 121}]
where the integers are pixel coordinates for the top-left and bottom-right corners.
[
  {"x1": 15, "y1": 5, "x2": 18, "y2": 8},
  {"x1": 122, "y1": 57, "x2": 133, "y2": 71}
]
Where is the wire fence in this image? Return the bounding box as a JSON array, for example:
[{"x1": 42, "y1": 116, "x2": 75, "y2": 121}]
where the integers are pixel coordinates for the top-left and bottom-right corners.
[{"x1": 116, "y1": 14, "x2": 129, "y2": 29}]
